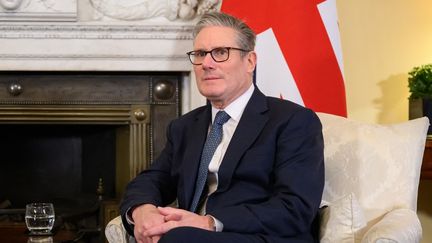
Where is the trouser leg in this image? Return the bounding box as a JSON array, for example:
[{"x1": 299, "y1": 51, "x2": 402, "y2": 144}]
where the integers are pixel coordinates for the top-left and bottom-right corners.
[{"x1": 158, "y1": 227, "x2": 266, "y2": 243}]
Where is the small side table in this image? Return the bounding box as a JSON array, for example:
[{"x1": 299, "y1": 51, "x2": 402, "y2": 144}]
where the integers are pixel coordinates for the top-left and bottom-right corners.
[{"x1": 0, "y1": 224, "x2": 76, "y2": 243}]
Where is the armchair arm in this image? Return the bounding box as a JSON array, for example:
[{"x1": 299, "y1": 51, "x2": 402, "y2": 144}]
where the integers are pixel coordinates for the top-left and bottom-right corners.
[
  {"x1": 105, "y1": 215, "x2": 135, "y2": 243},
  {"x1": 361, "y1": 208, "x2": 422, "y2": 243}
]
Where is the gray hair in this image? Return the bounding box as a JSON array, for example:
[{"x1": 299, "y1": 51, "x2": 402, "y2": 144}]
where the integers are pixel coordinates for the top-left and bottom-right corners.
[{"x1": 193, "y1": 12, "x2": 256, "y2": 52}]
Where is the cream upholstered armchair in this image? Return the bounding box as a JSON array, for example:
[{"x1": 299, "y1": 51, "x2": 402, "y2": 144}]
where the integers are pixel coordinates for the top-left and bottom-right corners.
[{"x1": 105, "y1": 112, "x2": 429, "y2": 243}]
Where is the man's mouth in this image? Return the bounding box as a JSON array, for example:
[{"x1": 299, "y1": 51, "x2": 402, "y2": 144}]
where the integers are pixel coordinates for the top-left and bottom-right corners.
[{"x1": 203, "y1": 75, "x2": 220, "y2": 80}]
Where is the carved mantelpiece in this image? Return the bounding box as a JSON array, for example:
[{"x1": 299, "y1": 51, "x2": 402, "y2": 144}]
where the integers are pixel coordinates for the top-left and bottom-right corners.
[{"x1": 0, "y1": 23, "x2": 195, "y2": 71}]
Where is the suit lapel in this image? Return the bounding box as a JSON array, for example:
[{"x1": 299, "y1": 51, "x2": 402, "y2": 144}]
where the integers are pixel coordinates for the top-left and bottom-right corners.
[
  {"x1": 180, "y1": 105, "x2": 211, "y2": 208},
  {"x1": 217, "y1": 89, "x2": 269, "y2": 192}
]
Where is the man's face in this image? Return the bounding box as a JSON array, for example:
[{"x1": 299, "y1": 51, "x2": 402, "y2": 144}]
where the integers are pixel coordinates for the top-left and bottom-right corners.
[
  {"x1": 0, "y1": 0, "x2": 23, "y2": 10},
  {"x1": 193, "y1": 26, "x2": 256, "y2": 108}
]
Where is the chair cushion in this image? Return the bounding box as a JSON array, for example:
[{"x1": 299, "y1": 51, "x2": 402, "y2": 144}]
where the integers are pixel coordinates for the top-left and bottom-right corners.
[
  {"x1": 362, "y1": 208, "x2": 422, "y2": 243},
  {"x1": 320, "y1": 193, "x2": 366, "y2": 243},
  {"x1": 317, "y1": 113, "x2": 428, "y2": 222}
]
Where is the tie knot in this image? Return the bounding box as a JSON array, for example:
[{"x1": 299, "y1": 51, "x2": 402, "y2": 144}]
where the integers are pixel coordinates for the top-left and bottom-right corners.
[{"x1": 214, "y1": 110, "x2": 230, "y2": 126}]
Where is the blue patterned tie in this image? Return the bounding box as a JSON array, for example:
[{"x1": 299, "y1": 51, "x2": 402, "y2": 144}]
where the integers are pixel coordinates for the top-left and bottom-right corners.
[{"x1": 190, "y1": 110, "x2": 230, "y2": 212}]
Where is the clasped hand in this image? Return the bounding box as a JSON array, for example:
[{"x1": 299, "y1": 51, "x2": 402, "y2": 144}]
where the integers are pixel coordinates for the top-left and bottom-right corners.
[{"x1": 132, "y1": 204, "x2": 214, "y2": 243}]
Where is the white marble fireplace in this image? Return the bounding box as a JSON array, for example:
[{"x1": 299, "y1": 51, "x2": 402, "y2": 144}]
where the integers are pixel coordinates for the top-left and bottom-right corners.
[{"x1": 0, "y1": 1, "x2": 223, "y2": 237}]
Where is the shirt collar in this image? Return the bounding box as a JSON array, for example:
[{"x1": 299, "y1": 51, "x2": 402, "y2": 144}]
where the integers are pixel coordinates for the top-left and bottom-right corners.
[{"x1": 211, "y1": 84, "x2": 255, "y2": 123}]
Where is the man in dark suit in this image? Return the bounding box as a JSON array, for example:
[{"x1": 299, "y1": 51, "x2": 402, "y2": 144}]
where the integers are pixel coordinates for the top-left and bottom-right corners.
[{"x1": 121, "y1": 12, "x2": 324, "y2": 243}]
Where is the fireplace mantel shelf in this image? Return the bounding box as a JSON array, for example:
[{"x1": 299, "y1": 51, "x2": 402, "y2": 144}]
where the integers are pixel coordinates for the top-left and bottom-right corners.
[
  {"x1": 0, "y1": 21, "x2": 195, "y2": 71},
  {"x1": 0, "y1": 23, "x2": 195, "y2": 40}
]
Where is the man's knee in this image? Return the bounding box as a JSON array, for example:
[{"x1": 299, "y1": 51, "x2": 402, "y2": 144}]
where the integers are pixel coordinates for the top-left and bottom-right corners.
[
  {"x1": 158, "y1": 227, "x2": 265, "y2": 243},
  {"x1": 159, "y1": 227, "x2": 205, "y2": 243}
]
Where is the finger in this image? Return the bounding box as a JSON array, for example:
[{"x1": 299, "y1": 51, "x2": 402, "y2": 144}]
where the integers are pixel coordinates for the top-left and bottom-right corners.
[
  {"x1": 145, "y1": 237, "x2": 154, "y2": 243},
  {"x1": 152, "y1": 235, "x2": 161, "y2": 243},
  {"x1": 157, "y1": 206, "x2": 187, "y2": 216},
  {"x1": 138, "y1": 235, "x2": 154, "y2": 243},
  {"x1": 136, "y1": 237, "x2": 148, "y2": 243},
  {"x1": 144, "y1": 221, "x2": 177, "y2": 236},
  {"x1": 135, "y1": 227, "x2": 152, "y2": 243},
  {"x1": 164, "y1": 213, "x2": 182, "y2": 221},
  {"x1": 135, "y1": 229, "x2": 143, "y2": 242}
]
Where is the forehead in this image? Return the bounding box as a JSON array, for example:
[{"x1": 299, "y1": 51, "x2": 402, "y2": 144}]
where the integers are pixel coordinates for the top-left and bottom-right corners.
[{"x1": 194, "y1": 26, "x2": 238, "y2": 50}]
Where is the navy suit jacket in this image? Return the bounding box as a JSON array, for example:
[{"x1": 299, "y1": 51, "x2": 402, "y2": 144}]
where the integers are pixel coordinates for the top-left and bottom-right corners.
[{"x1": 120, "y1": 88, "x2": 324, "y2": 242}]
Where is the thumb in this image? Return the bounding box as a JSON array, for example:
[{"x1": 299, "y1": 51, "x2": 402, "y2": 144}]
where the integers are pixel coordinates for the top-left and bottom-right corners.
[{"x1": 157, "y1": 206, "x2": 179, "y2": 216}]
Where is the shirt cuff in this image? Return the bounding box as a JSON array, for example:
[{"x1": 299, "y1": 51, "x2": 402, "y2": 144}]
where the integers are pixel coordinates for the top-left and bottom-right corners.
[
  {"x1": 207, "y1": 215, "x2": 223, "y2": 232},
  {"x1": 125, "y1": 207, "x2": 135, "y2": 225}
]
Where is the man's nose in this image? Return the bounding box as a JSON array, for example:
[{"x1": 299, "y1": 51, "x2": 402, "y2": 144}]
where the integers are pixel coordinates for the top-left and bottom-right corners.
[{"x1": 201, "y1": 53, "x2": 215, "y2": 69}]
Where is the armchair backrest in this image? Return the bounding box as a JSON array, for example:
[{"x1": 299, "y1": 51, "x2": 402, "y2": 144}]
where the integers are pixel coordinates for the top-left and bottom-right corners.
[{"x1": 317, "y1": 112, "x2": 428, "y2": 242}]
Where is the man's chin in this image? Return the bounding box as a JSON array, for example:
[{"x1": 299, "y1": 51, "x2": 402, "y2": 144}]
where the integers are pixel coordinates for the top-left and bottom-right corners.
[
  {"x1": 201, "y1": 93, "x2": 222, "y2": 103},
  {"x1": 202, "y1": 94, "x2": 217, "y2": 101},
  {"x1": 199, "y1": 88, "x2": 223, "y2": 98}
]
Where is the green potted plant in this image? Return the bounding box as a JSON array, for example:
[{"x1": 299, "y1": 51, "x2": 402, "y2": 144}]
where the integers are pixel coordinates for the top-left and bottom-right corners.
[{"x1": 408, "y1": 63, "x2": 432, "y2": 133}]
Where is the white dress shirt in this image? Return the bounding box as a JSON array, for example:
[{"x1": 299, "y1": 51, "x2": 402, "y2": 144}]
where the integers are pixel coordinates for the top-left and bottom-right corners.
[
  {"x1": 202, "y1": 84, "x2": 255, "y2": 231},
  {"x1": 207, "y1": 84, "x2": 255, "y2": 195}
]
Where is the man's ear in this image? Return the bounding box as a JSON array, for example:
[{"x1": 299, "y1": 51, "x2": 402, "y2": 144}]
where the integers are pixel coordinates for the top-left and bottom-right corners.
[{"x1": 246, "y1": 51, "x2": 257, "y2": 73}]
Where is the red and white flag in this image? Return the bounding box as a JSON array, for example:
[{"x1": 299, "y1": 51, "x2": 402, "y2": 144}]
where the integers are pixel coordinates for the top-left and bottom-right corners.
[{"x1": 221, "y1": 0, "x2": 347, "y2": 117}]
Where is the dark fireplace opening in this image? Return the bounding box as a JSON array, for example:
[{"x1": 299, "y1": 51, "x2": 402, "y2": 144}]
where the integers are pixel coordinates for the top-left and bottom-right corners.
[{"x1": 0, "y1": 124, "x2": 118, "y2": 211}]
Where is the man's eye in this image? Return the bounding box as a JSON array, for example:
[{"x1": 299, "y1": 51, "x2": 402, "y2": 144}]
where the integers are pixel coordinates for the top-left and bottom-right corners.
[
  {"x1": 213, "y1": 48, "x2": 228, "y2": 56},
  {"x1": 195, "y1": 51, "x2": 207, "y2": 57}
]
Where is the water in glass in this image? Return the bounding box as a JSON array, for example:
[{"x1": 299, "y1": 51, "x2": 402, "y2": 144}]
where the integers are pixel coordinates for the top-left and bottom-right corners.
[{"x1": 25, "y1": 203, "x2": 55, "y2": 235}]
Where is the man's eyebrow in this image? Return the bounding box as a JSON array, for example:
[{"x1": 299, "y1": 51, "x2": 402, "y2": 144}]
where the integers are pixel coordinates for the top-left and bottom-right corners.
[{"x1": 193, "y1": 47, "x2": 226, "y2": 52}]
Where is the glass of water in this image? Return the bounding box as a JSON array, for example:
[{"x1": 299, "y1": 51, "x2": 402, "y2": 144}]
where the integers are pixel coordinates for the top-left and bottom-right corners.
[{"x1": 25, "y1": 203, "x2": 55, "y2": 235}]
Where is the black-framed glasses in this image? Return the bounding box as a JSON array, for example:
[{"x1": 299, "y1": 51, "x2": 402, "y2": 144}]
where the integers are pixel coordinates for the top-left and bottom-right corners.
[{"x1": 186, "y1": 47, "x2": 251, "y2": 65}]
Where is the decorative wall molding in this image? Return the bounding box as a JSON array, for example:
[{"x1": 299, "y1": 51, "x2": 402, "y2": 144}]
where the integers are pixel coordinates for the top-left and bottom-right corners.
[
  {"x1": 0, "y1": 24, "x2": 194, "y2": 40},
  {"x1": 0, "y1": 53, "x2": 187, "y2": 60}
]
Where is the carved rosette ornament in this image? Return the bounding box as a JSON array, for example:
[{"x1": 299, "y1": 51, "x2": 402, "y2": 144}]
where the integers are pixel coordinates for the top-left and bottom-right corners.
[{"x1": 0, "y1": 0, "x2": 25, "y2": 11}]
